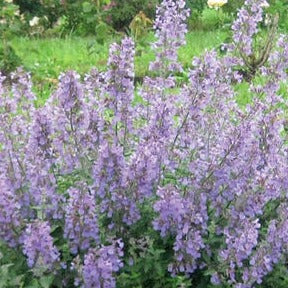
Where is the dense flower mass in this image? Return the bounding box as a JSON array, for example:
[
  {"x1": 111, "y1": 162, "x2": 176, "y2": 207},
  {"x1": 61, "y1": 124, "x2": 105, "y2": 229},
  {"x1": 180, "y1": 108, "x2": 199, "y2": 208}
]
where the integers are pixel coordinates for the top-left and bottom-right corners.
[
  {"x1": 64, "y1": 184, "x2": 99, "y2": 254},
  {"x1": 1, "y1": 0, "x2": 288, "y2": 287},
  {"x1": 81, "y1": 241, "x2": 124, "y2": 288},
  {"x1": 150, "y1": 0, "x2": 189, "y2": 73},
  {"x1": 0, "y1": 177, "x2": 21, "y2": 247},
  {"x1": 231, "y1": 0, "x2": 270, "y2": 56},
  {"x1": 22, "y1": 220, "x2": 60, "y2": 271}
]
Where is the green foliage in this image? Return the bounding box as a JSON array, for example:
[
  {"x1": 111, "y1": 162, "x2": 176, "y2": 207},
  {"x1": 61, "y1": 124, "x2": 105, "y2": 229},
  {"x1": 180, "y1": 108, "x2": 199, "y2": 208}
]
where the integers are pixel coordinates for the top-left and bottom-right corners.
[
  {"x1": 60, "y1": 0, "x2": 112, "y2": 37},
  {"x1": 129, "y1": 11, "x2": 153, "y2": 41},
  {"x1": 15, "y1": 0, "x2": 113, "y2": 38},
  {"x1": 188, "y1": 7, "x2": 233, "y2": 31},
  {"x1": 187, "y1": 0, "x2": 207, "y2": 13},
  {"x1": 222, "y1": 0, "x2": 245, "y2": 15},
  {"x1": 0, "y1": 243, "x2": 28, "y2": 288},
  {"x1": 267, "y1": 0, "x2": 288, "y2": 32},
  {"x1": 15, "y1": 0, "x2": 63, "y2": 28},
  {"x1": 186, "y1": 0, "x2": 206, "y2": 30},
  {"x1": 0, "y1": 1, "x2": 23, "y2": 75},
  {"x1": 0, "y1": 263, "x2": 24, "y2": 287},
  {"x1": 259, "y1": 263, "x2": 288, "y2": 288},
  {"x1": 109, "y1": 0, "x2": 159, "y2": 31},
  {"x1": 0, "y1": 1, "x2": 23, "y2": 36},
  {"x1": 116, "y1": 203, "x2": 191, "y2": 288},
  {"x1": 0, "y1": 44, "x2": 22, "y2": 76}
]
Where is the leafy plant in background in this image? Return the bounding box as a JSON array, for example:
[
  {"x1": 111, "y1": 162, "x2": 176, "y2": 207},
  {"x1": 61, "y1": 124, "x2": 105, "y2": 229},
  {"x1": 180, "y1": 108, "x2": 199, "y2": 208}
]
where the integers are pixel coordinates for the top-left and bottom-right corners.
[
  {"x1": 2, "y1": 0, "x2": 288, "y2": 288},
  {"x1": 14, "y1": 0, "x2": 63, "y2": 29},
  {"x1": 61, "y1": 0, "x2": 113, "y2": 37},
  {"x1": 129, "y1": 11, "x2": 153, "y2": 41},
  {"x1": 187, "y1": 0, "x2": 232, "y2": 31},
  {"x1": 187, "y1": 0, "x2": 207, "y2": 13},
  {"x1": 109, "y1": 0, "x2": 159, "y2": 31},
  {"x1": 14, "y1": 0, "x2": 113, "y2": 38},
  {"x1": 223, "y1": 0, "x2": 288, "y2": 34},
  {"x1": 266, "y1": 0, "x2": 288, "y2": 32},
  {"x1": 186, "y1": 0, "x2": 207, "y2": 29},
  {"x1": 222, "y1": 0, "x2": 245, "y2": 15},
  {"x1": 0, "y1": 0, "x2": 22, "y2": 76}
]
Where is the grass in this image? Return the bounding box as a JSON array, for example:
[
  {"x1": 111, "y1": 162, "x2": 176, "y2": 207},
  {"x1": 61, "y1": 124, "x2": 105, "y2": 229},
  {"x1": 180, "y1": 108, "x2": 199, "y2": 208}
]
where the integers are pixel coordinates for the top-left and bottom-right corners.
[
  {"x1": 178, "y1": 30, "x2": 230, "y2": 68},
  {"x1": 11, "y1": 36, "x2": 109, "y2": 80},
  {"x1": 9, "y1": 6, "x2": 232, "y2": 97},
  {"x1": 10, "y1": 28, "x2": 266, "y2": 109},
  {"x1": 10, "y1": 36, "x2": 110, "y2": 101},
  {"x1": 10, "y1": 29, "x2": 229, "y2": 93}
]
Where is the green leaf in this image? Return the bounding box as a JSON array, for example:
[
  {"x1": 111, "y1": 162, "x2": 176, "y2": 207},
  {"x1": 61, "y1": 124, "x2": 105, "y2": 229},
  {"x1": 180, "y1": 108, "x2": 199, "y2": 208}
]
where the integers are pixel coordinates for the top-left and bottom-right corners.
[
  {"x1": 82, "y1": 2, "x2": 93, "y2": 13},
  {"x1": 29, "y1": 279, "x2": 41, "y2": 288},
  {"x1": 9, "y1": 275, "x2": 24, "y2": 286},
  {"x1": 39, "y1": 275, "x2": 54, "y2": 288},
  {"x1": 0, "y1": 263, "x2": 14, "y2": 275}
]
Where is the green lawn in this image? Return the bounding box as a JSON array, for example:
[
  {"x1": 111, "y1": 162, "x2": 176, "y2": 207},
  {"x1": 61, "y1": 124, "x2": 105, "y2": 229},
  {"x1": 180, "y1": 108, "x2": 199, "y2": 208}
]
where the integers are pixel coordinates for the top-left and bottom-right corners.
[{"x1": 11, "y1": 29, "x2": 229, "y2": 84}]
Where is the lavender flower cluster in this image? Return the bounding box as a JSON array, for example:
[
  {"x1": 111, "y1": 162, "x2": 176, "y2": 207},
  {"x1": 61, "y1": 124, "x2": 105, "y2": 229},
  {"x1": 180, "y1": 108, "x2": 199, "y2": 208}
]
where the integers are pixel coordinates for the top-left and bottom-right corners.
[{"x1": 1, "y1": 0, "x2": 288, "y2": 287}]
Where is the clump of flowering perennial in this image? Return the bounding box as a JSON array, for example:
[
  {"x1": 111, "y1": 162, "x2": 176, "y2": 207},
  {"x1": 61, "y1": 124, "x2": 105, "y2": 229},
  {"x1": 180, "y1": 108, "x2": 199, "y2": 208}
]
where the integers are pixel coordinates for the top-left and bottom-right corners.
[
  {"x1": 92, "y1": 141, "x2": 141, "y2": 226},
  {"x1": 51, "y1": 70, "x2": 90, "y2": 173},
  {"x1": 2, "y1": 0, "x2": 288, "y2": 287},
  {"x1": 231, "y1": 0, "x2": 268, "y2": 57},
  {"x1": 22, "y1": 220, "x2": 60, "y2": 272},
  {"x1": 104, "y1": 37, "x2": 135, "y2": 149},
  {"x1": 151, "y1": 9, "x2": 288, "y2": 282},
  {"x1": 0, "y1": 69, "x2": 36, "y2": 219},
  {"x1": 230, "y1": 0, "x2": 277, "y2": 79},
  {"x1": 26, "y1": 107, "x2": 63, "y2": 219}
]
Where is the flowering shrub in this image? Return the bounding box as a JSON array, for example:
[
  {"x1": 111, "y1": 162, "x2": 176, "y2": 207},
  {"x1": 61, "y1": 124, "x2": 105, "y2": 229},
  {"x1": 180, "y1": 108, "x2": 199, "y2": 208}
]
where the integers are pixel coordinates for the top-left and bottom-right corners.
[
  {"x1": 0, "y1": 0, "x2": 23, "y2": 75},
  {"x1": 1, "y1": 0, "x2": 288, "y2": 287}
]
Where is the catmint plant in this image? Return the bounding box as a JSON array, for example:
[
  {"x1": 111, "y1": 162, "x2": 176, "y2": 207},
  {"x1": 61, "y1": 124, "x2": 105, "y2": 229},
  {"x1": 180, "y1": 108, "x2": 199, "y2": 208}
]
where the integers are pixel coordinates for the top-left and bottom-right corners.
[
  {"x1": 1, "y1": 0, "x2": 288, "y2": 287},
  {"x1": 26, "y1": 107, "x2": 63, "y2": 220},
  {"x1": 104, "y1": 37, "x2": 135, "y2": 150},
  {"x1": 51, "y1": 70, "x2": 90, "y2": 173}
]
